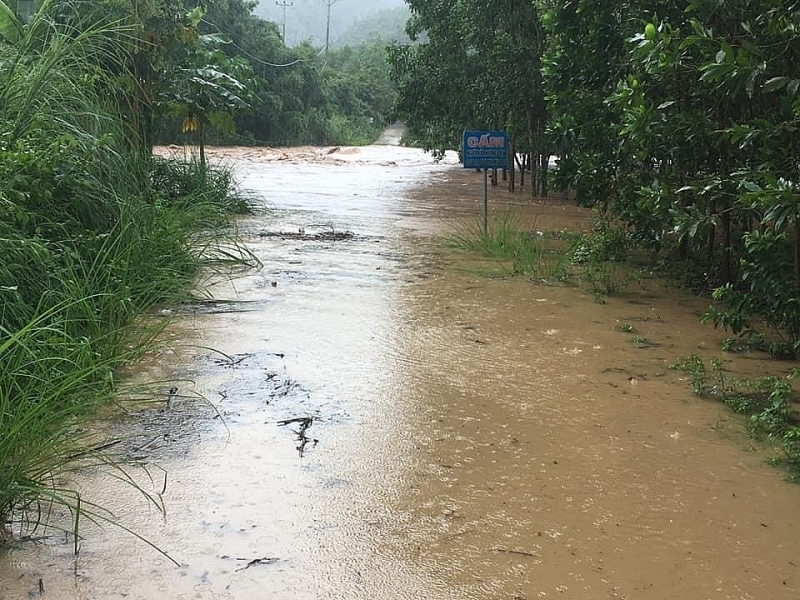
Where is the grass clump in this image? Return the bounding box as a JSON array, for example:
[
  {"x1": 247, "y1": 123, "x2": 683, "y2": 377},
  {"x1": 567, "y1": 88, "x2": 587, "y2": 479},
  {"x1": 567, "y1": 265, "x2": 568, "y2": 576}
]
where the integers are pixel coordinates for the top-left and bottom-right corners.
[
  {"x1": 570, "y1": 219, "x2": 643, "y2": 297},
  {"x1": 448, "y1": 212, "x2": 645, "y2": 298},
  {"x1": 448, "y1": 212, "x2": 569, "y2": 280}
]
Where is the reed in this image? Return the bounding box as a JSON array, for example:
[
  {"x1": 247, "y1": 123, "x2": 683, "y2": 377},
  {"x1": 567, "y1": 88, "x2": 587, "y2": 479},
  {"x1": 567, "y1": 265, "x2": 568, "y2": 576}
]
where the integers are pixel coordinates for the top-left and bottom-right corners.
[{"x1": 0, "y1": 1, "x2": 255, "y2": 542}]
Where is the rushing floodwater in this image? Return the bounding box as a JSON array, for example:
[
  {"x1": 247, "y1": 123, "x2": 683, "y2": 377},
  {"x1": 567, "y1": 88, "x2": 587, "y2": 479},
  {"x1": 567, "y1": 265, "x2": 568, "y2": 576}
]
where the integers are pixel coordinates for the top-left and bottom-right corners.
[{"x1": 2, "y1": 137, "x2": 800, "y2": 599}]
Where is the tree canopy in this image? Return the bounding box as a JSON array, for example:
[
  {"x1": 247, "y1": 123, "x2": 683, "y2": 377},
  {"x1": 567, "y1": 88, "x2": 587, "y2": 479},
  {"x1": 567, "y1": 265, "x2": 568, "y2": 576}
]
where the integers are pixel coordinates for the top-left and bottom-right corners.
[{"x1": 390, "y1": 0, "x2": 800, "y2": 356}]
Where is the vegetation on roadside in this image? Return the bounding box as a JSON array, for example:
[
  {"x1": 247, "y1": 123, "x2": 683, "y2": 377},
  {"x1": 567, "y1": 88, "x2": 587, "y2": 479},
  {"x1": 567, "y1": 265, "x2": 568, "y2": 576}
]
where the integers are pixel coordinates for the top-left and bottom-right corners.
[
  {"x1": 448, "y1": 214, "x2": 569, "y2": 281},
  {"x1": 671, "y1": 356, "x2": 800, "y2": 477},
  {"x1": 448, "y1": 213, "x2": 644, "y2": 299},
  {"x1": 392, "y1": 0, "x2": 800, "y2": 359},
  {"x1": 0, "y1": 0, "x2": 256, "y2": 541}
]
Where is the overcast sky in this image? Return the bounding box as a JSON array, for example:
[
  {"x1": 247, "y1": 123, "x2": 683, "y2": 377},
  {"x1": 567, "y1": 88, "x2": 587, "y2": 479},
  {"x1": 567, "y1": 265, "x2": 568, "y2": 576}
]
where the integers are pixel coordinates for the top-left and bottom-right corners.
[{"x1": 254, "y1": 0, "x2": 408, "y2": 46}]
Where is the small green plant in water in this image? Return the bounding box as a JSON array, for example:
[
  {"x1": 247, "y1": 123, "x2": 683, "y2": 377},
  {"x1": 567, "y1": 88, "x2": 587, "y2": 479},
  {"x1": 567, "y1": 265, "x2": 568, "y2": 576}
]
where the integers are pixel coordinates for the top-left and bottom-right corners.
[
  {"x1": 669, "y1": 353, "x2": 709, "y2": 395},
  {"x1": 671, "y1": 355, "x2": 800, "y2": 477}
]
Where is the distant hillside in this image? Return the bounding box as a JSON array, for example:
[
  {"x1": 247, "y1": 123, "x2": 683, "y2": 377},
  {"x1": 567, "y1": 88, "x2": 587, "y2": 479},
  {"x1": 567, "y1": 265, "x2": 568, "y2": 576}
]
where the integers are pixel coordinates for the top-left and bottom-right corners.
[
  {"x1": 253, "y1": 0, "x2": 407, "y2": 48},
  {"x1": 334, "y1": 6, "x2": 411, "y2": 48}
]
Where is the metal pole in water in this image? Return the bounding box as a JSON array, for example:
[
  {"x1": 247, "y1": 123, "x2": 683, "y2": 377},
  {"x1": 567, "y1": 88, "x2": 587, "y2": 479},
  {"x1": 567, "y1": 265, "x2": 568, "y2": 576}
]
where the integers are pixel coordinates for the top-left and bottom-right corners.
[{"x1": 483, "y1": 168, "x2": 489, "y2": 235}]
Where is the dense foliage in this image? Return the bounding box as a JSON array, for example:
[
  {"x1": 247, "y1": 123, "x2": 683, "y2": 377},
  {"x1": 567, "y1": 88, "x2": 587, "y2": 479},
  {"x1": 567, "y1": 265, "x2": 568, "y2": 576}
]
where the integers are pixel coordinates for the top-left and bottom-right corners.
[
  {"x1": 143, "y1": 0, "x2": 398, "y2": 147},
  {"x1": 0, "y1": 0, "x2": 257, "y2": 534},
  {"x1": 391, "y1": 0, "x2": 800, "y2": 357}
]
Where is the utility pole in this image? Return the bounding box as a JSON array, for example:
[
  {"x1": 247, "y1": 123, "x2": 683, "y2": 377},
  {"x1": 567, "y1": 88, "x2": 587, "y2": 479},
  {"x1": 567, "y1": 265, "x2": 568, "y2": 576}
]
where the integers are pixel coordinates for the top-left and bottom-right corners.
[
  {"x1": 276, "y1": 0, "x2": 293, "y2": 42},
  {"x1": 324, "y1": 0, "x2": 342, "y2": 57}
]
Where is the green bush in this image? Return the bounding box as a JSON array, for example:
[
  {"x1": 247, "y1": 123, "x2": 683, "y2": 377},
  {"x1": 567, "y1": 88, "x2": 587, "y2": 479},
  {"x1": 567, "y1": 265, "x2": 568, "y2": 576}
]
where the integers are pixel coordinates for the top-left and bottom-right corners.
[{"x1": 703, "y1": 230, "x2": 800, "y2": 358}]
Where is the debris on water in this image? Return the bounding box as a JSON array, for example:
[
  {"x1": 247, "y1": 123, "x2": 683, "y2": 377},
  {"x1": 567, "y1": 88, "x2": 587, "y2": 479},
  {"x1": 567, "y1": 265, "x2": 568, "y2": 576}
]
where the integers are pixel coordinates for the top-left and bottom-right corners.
[
  {"x1": 491, "y1": 548, "x2": 538, "y2": 558},
  {"x1": 277, "y1": 417, "x2": 316, "y2": 457},
  {"x1": 257, "y1": 230, "x2": 355, "y2": 241},
  {"x1": 178, "y1": 300, "x2": 260, "y2": 315},
  {"x1": 167, "y1": 386, "x2": 178, "y2": 410},
  {"x1": 233, "y1": 556, "x2": 279, "y2": 572},
  {"x1": 213, "y1": 353, "x2": 253, "y2": 368},
  {"x1": 269, "y1": 378, "x2": 298, "y2": 399}
]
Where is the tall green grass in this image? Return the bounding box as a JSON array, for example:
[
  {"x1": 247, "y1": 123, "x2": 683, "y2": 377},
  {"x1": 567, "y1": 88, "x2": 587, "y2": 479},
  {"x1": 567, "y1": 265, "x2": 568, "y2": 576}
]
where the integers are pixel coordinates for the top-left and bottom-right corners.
[
  {"x1": 0, "y1": 2, "x2": 256, "y2": 541},
  {"x1": 448, "y1": 212, "x2": 569, "y2": 280}
]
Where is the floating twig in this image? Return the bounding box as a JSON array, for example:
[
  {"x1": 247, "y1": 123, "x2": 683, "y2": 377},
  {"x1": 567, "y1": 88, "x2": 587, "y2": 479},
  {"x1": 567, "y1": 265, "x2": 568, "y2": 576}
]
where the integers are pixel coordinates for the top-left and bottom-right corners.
[
  {"x1": 167, "y1": 386, "x2": 178, "y2": 410},
  {"x1": 277, "y1": 417, "x2": 315, "y2": 457},
  {"x1": 65, "y1": 440, "x2": 122, "y2": 461},
  {"x1": 235, "y1": 556, "x2": 279, "y2": 572},
  {"x1": 440, "y1": 528, "x2": 476, "y2": 541},
  {"x1": 492, "y1": 548, "x2": 538, "y2": 558}
]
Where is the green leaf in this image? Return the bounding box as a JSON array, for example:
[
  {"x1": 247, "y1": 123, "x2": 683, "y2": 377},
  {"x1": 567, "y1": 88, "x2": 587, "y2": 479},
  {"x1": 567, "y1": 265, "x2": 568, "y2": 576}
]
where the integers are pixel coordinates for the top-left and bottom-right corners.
[
  {"x1": 185, "y1": 6, "x2": 206, "y2": 28},
  {"x1": 763, "y1": 76, "x2": 790, "y2": 93},
  {"x1": 0, "y1": 0, "x2": 23, "y2": 44},
  {"x1": 742, "y1": 181, "x2": 762, "y2": 193}
]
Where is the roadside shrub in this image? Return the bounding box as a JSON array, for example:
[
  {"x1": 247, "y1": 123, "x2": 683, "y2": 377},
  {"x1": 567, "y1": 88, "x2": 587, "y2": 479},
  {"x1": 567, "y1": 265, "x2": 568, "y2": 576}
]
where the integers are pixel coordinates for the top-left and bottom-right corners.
[{"x1": 702, "y1": 230, "x2": 800, "y2": 358}]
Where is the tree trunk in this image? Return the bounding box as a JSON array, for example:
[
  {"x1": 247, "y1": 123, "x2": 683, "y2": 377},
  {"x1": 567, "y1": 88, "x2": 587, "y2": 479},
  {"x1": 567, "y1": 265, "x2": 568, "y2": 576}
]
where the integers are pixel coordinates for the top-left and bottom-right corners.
[
  {"x1": 794, "y1": 214, "x2": 800, "y2": 293},
  {"x1": 720, "y1": 206, "x2": 732, "y2": 284},
  {"x1": 527, "y1": 107, "x2": 536, "y2": 199},
  {"x1": 508, "y1": 134, "x2": 516, "y2": 193},
  {"x1": 540, "y1": 153, "x2": 549, "y2": 198}
]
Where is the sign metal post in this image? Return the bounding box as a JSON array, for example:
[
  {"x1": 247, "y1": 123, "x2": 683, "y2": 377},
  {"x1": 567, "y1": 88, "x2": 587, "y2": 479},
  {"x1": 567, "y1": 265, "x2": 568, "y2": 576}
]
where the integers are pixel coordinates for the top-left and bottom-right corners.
[
  {"x1": 483, "y1": 168, "x2": 488, "y2": 235},
  {"x1": 462, "y1": 130, "x2": 509, "y2": 235}
]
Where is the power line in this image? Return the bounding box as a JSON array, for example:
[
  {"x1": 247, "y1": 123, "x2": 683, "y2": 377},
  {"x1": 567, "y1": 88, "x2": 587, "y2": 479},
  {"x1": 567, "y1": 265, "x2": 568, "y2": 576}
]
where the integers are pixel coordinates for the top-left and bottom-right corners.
[{"x1": 200, "y1": 18, "x2": 325, "y2": 69}]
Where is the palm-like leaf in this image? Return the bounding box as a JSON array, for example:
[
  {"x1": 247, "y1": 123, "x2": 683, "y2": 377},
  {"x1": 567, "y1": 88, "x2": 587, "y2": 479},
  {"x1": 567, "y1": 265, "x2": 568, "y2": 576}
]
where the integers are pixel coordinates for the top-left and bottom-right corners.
[{"x1": 0, "y1": 0, "x2": 23, "y2": 44}]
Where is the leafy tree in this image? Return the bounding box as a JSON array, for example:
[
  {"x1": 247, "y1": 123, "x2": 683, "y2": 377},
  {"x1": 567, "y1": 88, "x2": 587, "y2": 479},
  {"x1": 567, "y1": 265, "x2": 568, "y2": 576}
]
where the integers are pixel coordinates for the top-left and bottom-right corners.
[
  {"x1": 159, "y1": 39, "x2": 254, "y2": 166},
  {"x1": 390, "y1": 0, "x2": 548, "y2": 193},
  {"x1": 544, "y1": 0, "x2": 800, "y2": 353}
]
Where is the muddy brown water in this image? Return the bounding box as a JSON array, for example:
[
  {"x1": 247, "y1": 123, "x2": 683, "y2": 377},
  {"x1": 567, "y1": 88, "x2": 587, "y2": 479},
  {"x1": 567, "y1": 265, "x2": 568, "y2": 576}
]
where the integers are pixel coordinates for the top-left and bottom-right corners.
[{"x1": 2, "y1": 143, "x2": 800, "y2": 600}]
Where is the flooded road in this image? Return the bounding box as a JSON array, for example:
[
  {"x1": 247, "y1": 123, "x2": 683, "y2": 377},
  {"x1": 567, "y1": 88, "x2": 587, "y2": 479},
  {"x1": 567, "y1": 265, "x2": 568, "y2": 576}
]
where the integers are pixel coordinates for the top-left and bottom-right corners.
[{"x1": 2, "y1": 140, "x2": 800, "y2": 599}]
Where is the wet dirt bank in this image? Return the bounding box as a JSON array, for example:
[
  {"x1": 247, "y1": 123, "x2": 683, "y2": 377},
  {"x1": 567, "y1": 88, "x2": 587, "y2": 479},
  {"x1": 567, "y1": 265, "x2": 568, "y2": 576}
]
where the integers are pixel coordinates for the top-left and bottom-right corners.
[{"x1": 2, "y1": 145, "x2": 800, "y2": 600}]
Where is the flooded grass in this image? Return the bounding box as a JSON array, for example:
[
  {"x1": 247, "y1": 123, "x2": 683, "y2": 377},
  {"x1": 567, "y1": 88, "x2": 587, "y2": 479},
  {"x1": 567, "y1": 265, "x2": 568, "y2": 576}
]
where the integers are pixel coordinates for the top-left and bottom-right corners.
[
  {"x1": 447, "y1": 212, "x2": 570, "y2": 281},
  {"x1": 447, "y1": 209, "x2": 654, "y2": 305},
  {"x1": 670, "y1": 354, "x2": 800, "y2": 477},
  {"x1": 0, "y1": 161, "x2": 256, "y2": 548}
]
